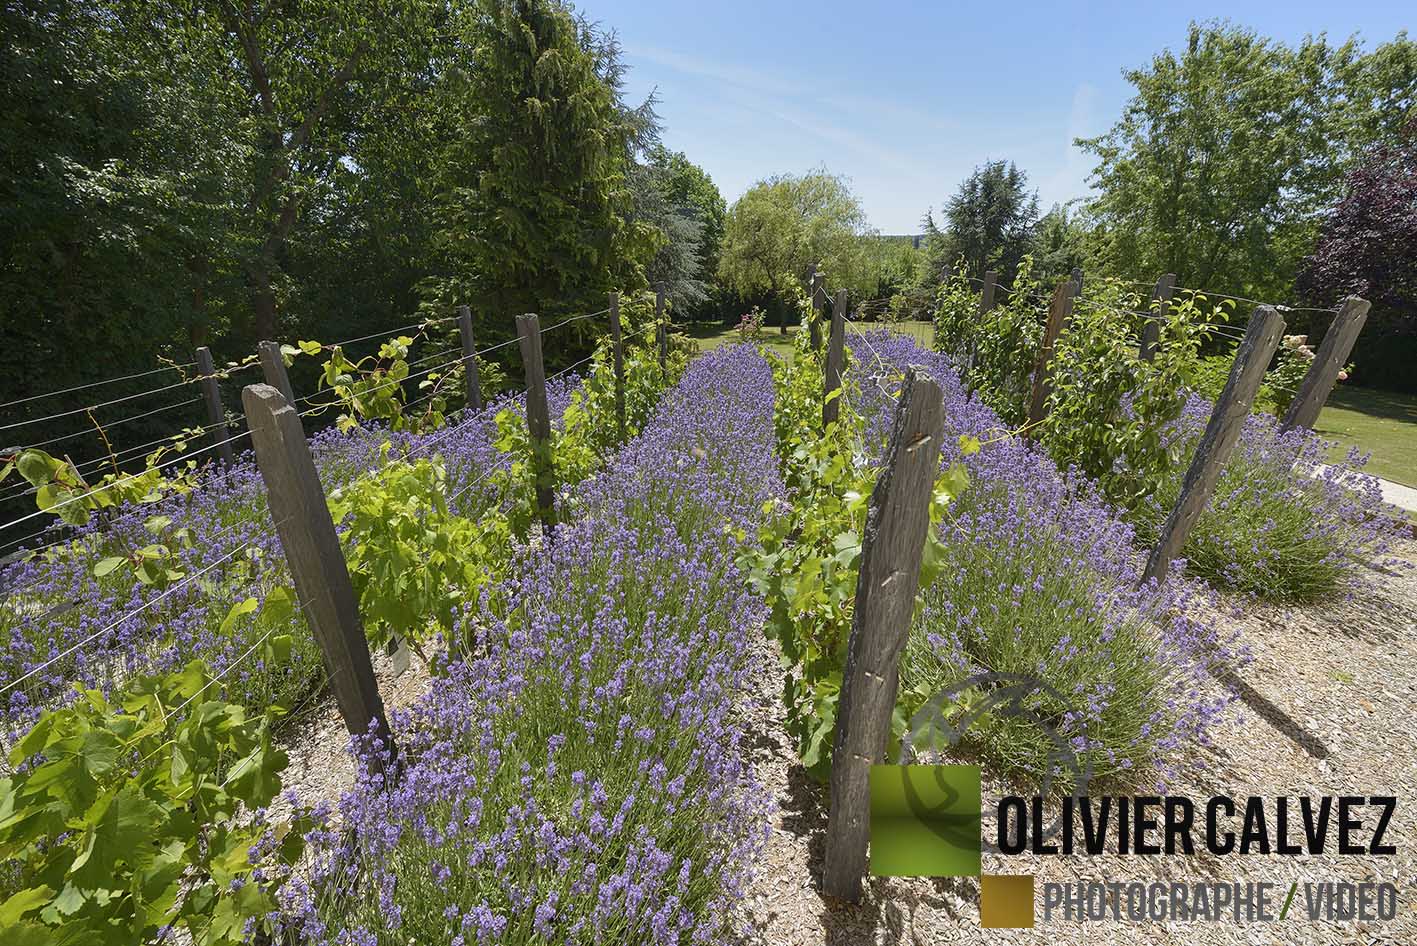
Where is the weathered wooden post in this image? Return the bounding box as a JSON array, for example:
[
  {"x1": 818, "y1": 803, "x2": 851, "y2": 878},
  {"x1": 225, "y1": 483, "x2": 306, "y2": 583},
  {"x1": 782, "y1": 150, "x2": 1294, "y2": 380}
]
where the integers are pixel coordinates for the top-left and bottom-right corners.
[
  {"x1": 655, "y1": 283, "x2": 668, "y2": 368},
  {"x1": 1280, "y1": 296, "x2": 1370, "y2": 432},
  {"x1": 1141, "y1": 306, "x2": 1286, "y2": 585},
  {"x1": 1139, "y1": 273, "x2": 1176, "y2": 362},
  {"x1": 977, "y1": 270, "x2": 998, "y2": 318},
  {"x1": 822, "y1": 367, "x2": 945, "y2": 902},
  {"x1": 609, "y1": 291, "x2": 626, "y2": 441},
  {"x1": 963, "y1": 270, "x2": 998, "y2": 378},
  {"x1": 823, "y1": 289, "x2": 847, "y2": 428},
  {"x1": 257, "y1": 340, "x2": 296, "y2": 406},
  {"x1": 456, "y1": 305, "x2": 483, "y2": 413},
  {"x1": 1071, "y1": 266, "x2": 1084, "y2": 295},
  {"x1": 809, "y1": 264, "x2": 825, "y2": 351},
  {"x1": 241, "y1": 383, "x2": 396, "y2": 772},
  {"x1": 515, "y1": 313, "x2": 555, "y2": 528},
  {"x1": 1026, "y1": 278, "x2": 1078, "y2": 429},
  {"x1": 194, "y1": 346, "x2": 234, "y2": 465}
]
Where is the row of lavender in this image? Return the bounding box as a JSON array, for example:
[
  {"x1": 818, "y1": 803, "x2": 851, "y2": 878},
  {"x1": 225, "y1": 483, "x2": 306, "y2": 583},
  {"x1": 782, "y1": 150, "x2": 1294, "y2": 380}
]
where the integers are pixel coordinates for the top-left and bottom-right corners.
[
  {"x1": 0, "y1": 378, "x2": 582, "y2": 741},
  {"x1": 848, "y1": 332, "x2": 1240, "y2": 785},
  {"x1": 280, "y1": 345, "x2": 780, "y2": 944}
]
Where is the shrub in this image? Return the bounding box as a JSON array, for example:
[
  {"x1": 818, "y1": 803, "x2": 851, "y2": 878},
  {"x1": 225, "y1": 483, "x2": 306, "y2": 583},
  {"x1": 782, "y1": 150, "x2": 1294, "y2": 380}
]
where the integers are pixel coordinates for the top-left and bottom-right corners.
[
  {"x1": 0, "y1": 368, "x2": 588, "y2": 740},
  {"x1": 1134, "y1": 394, "x2": 1404, "y2": 600},
  {"x1": 931, "y1": 257, "x2": 1046, "y2": 424},
  {"x1": 1184, "y1": 334, "x2": 1328, "y2": 418},
  {"x1": 746, "y1": 324, "x2": 965, "y2": 778},
  {"x1": 0, "y1": 660, "x2": 314, "y2": 944},
  {"x1": 1040, "y1": 280, "x2": 1219, "y2": 506},
  {"x1": 736, "y1": 306, "x2": 765, "y2": 341}
]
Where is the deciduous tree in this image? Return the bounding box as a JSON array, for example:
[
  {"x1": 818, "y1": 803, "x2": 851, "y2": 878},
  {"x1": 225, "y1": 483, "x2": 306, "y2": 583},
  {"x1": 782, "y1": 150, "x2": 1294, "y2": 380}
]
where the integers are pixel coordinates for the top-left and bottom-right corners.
[
  {"x1": 1079, "y1": 22, "x2": 1416, "y2": 300},
  {"x1": 718, "y1": 171, "x2": 869, "y2": 315}
]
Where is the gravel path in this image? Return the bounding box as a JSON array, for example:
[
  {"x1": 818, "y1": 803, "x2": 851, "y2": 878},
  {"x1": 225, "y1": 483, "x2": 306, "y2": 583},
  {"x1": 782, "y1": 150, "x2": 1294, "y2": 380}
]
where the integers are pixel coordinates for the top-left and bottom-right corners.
[
  {"x1": 275, "y1": 642, "x2": 431, "y2": 822},
  {"x1": 736, "y1": 540, "x2": 1417, "y2": 945}
]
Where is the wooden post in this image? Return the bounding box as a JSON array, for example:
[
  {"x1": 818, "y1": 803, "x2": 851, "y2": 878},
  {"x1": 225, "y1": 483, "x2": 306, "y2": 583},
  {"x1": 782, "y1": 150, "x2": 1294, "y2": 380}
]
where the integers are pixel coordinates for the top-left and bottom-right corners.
[
  {"x1": 809, "y1": 264, "x2": 825, "y2": 351},
  {"x1": 655, "y1": 283, "x2": 669, "y2": 368},
  {"x1": 1139, "y1": 273, "x2": 1176, "y2": 361},
  {"x1": 1141, "y1": 307, "x2": 1286, "y2": 585},
  {"x1": 822, "y1": 367, "x2": 945, "y2": 902},
  {"x1": 194, "y1": 346, "x2": 234, "y2": 465},
  {"x1": 456, "y1": 305, "x2": 483, "y2": 413},
  {"x1": 1280, "y1": 296, "x2": 1370, "y2": 432},
  {"x1": 258, "y1": 340, "x2": 296, "y2": 406},
  {"x1": 241, "y1": 383, "x2": 395, "y2": 771},
  {"x1": 977, "y1": 270, "x2": 998, "y2": 317},
  {"x1": 823, "y1": 289, "x2": 847, "y2": 428},
  {"x1": 609, "y1": 291, "x2": 626, "y2": 441},
  {"x1": 1071, "y1": 266, "x2": 1084, "y2": 294},
  {"x1": 963, "y1": 270, "x2": 998, "y2": 378},
  {"x1": 515, "y1": 313, "x2": 555, "y2": 528},
  {"x1": 1026, "y1": 279, "x2": 1077, "y2": 429}
]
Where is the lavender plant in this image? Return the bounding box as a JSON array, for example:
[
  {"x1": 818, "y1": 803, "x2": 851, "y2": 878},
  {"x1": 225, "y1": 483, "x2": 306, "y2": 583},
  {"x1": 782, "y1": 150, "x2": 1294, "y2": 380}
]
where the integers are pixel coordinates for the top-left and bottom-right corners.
[
  {"x1": 1134, "y1": 393, "x2": 1404, "y2": 600},
  {"x1": 288, "y1": 347, "x2": 780, "y2": 945},
  {"x1": 0, "y1": 373, "x2": 584, "y2": 740},
  {"x1": 851, "y1": 331, "x2": 1238, "y2": 786}
]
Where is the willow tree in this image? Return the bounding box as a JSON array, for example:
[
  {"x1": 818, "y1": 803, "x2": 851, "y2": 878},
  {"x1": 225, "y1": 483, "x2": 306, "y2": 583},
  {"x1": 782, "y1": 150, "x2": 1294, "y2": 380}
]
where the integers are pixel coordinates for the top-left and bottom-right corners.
[{"x1": 718, "y1": 171, "x2": 870, "y2": 315}]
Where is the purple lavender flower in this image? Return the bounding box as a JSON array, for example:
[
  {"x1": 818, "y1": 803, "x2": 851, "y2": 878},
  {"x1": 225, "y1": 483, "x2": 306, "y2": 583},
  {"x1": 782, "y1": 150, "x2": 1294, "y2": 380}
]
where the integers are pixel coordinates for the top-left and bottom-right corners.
[{"x1": 287, "y1": 347, "x2": 779, "y2": 944}]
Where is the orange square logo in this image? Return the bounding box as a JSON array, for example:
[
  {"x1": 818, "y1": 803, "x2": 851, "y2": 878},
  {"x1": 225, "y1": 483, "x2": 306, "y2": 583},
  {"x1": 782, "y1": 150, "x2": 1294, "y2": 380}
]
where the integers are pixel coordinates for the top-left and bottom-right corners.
[{"x1": 980, "y1": 874, "x2": 1034, "y2": 928}]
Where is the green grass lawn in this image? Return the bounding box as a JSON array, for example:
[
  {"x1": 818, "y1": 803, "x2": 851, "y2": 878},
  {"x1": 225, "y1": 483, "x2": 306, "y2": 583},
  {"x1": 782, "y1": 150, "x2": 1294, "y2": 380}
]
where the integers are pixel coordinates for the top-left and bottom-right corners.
[
  {"x1": 1314, "y1": 386, "x2": 1417, "y2": 486},
  {"x1": 686, "y1": 320, "x2": 933, "y2": 360}
]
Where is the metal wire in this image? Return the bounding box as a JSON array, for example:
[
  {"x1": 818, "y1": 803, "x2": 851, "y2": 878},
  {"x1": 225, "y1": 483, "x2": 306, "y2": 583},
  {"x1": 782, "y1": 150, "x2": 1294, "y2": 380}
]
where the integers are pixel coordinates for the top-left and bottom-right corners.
[
  {"x1": 540, "y1": 308, "x2": 610, "y2": 335},
  {"x1": 0, "y1": 362, "x2": 197, "y2": 413},
  {"x1": 321, "y1": 315, "x2": 456, "y2": 350},
  {"x1": 0, "y1": 377, "x2": 200, "y2": 433},
  {"x1": 446, "y1": 452, "x2": 515, "y2": 508},
  {"x1": 0, "y1": 529, "x2": 270, "y2": 696},
  {"x1": 475, "y1": 336, "x2": 521, "y2": 357},
  {"x1": 0, "y1": 414, "x2": 239, "y2": 507},
  {"x1": 547, "y1": 351, "x2": 597, "y2": 383},
  {"x1": 0, "y1": 427, "x2": 253, "y2": 534},
  {"x1": 289, "y1": 349, "x2": 464, "y2": 419},
  {"x1": 20, "y1": 396, "x2": 205, "y2": 452},
  {"x1": 1174, "y1": 286, "x2": 1338, "y2": 315}
]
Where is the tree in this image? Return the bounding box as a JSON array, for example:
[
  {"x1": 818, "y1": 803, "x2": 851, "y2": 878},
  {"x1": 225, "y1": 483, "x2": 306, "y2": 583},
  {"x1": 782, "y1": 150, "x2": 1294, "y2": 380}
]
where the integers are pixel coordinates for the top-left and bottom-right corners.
[
  {"x1": 420, "y1": 0, "x2": 653, "y2": 331},
  {"x1": 924, "y1": 160, "x2": 1038, "y2": 282},
  {"x1": 1079, "y1": 22, "x2": 1417, "y2": 300},
  {"x1": 1031, "y1": 203, "x2": 1090, "y2": 284},
  {"x1": 1299, "y1": 122, "x2": 1417, "y2": 313},
  {"x1": 111, "y1": 1, "x2": 440, "y2": 343},
  {"x1": 646, "y1": 145, "x2": 726, "y2": 276},
  {"x1": 1296, "y1": 121, "x2": 1417, "y2": 390},
  {"x1": 718, "y1": 171, "x2": 869, "y2": 323},
  {"x1": 627, "y1": 147, "x2": 725, "y2": 311},
  {"x1": 0, "y1": 1, "x2": 234, "y2": 414}
]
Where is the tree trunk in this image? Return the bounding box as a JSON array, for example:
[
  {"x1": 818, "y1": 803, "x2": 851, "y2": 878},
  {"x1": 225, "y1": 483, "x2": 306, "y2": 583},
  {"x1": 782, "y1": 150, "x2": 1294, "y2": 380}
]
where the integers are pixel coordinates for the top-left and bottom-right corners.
[
  {"x1": 250, "y1": 263, "x2": 278, "y2": 342},
  {"x1": 188, "y1": 256, "x2": 210, "y2": 348}
]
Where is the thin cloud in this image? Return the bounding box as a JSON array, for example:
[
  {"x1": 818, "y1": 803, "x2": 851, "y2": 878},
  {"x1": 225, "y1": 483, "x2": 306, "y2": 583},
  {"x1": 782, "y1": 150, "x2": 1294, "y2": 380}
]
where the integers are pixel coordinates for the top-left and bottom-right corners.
[{"x1": 625, "y1": 43, "x2": 809, "y2": 98}]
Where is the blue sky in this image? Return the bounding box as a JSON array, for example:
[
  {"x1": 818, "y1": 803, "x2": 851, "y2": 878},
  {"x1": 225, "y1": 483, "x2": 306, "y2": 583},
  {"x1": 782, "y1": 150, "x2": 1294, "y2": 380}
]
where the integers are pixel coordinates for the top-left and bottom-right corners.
[{"x1": 581, "y1": 0, "x2": 1412, "y2": 233}]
